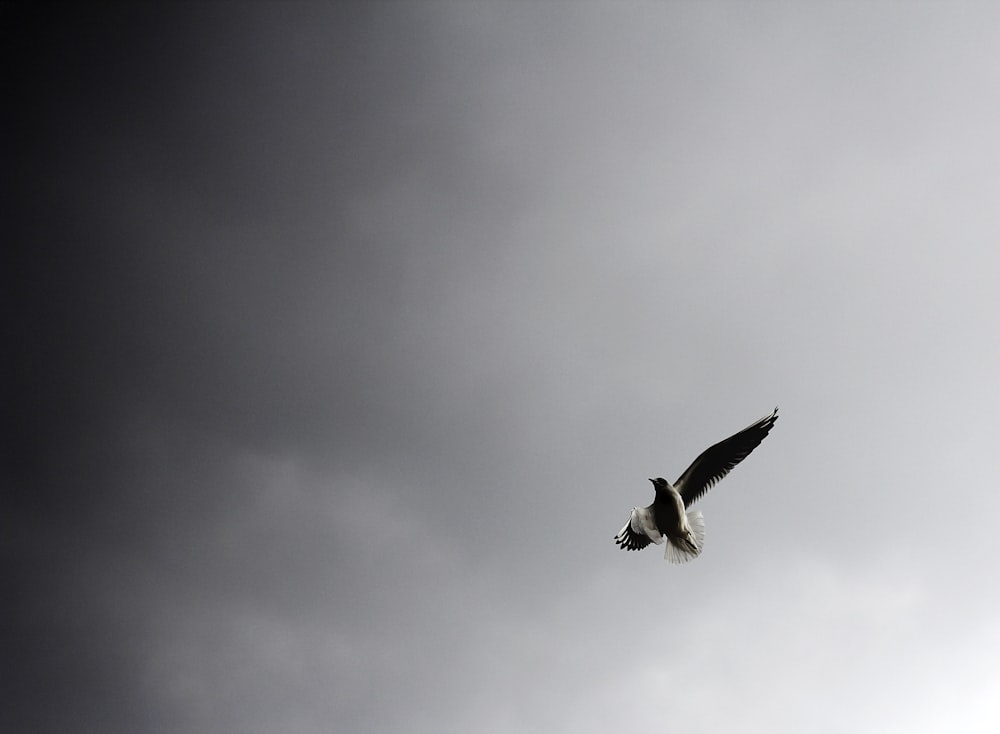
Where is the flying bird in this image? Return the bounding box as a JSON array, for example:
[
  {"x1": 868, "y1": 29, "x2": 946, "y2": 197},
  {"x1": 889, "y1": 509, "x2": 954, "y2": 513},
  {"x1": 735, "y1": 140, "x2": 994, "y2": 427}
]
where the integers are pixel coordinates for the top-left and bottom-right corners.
[{"x1": 614, "y1": 407, "x2": 778, "y2": 563}]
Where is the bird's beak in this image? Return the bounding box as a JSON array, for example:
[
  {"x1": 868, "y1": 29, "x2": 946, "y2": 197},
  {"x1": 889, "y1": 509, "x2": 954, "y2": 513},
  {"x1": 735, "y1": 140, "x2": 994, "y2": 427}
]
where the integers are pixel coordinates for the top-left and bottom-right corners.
[{"x1": 648, "y1": 478, "x2": 655, "y2": 484}]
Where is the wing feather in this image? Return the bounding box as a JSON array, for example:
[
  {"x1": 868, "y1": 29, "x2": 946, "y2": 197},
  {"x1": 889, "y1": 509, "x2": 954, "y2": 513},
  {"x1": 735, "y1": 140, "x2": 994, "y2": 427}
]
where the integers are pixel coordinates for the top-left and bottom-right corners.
[
  {"x1": 614, "y1": 509, "x2": 653, "y2": 551},
  {"x1": 674, "y1": 408, "x2": 778, "y2": 507}
]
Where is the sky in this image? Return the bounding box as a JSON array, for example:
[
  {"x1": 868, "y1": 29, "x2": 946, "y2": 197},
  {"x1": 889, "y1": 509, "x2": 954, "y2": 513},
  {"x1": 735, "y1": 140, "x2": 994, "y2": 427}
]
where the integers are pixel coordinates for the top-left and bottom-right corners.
[{"x1": 4, "y1": 2, "x2": 1000, "y2": 732}]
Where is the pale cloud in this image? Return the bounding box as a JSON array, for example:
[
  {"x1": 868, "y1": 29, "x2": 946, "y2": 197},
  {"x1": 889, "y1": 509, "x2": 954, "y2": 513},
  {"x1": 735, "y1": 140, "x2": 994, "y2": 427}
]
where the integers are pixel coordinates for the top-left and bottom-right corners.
[{"x1": 7, "y1": 3, "x2": 1000, "y2": 733}]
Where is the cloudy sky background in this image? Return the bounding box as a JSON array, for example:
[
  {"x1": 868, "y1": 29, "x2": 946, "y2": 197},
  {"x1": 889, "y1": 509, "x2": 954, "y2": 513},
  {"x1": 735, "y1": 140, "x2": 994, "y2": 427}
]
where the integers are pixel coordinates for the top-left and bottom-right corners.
[{"x1": 6, "y1": 2, "x2": 1000, "y2": 732}]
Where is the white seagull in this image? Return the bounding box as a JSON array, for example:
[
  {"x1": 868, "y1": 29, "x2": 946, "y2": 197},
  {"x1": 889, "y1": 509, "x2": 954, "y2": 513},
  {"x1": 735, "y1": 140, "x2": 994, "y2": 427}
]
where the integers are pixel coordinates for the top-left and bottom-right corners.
[{"x1": 614, "y1": 408, "x2": 778, "y2": 563}]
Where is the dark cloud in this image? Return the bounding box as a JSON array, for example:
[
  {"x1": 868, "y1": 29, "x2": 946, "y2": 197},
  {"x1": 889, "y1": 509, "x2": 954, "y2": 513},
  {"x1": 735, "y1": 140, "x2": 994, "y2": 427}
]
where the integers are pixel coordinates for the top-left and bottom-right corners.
[{"x1": 5, "y1": 3, "x2": 1000, "y2": 733}]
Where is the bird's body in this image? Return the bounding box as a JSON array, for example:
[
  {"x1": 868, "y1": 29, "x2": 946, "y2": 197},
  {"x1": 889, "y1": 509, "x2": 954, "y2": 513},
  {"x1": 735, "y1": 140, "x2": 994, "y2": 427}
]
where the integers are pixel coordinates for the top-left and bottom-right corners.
[
  {"x1": 650, "y1": 478, "x2": 700, "y2": 554},
  {"x1": 615, "y1": 408, "x2": 778, "y2": 563}
]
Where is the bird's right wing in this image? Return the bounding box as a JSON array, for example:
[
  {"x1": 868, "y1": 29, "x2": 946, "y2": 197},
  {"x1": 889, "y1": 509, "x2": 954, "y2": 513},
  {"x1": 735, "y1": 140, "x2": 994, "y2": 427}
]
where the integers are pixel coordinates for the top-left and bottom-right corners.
[
  {"x1": 674, "y1": 407, "x2": 779, "y2": 507},
  {"x1": 614, "y1": 508, "x2": 655, "y2": 551}
]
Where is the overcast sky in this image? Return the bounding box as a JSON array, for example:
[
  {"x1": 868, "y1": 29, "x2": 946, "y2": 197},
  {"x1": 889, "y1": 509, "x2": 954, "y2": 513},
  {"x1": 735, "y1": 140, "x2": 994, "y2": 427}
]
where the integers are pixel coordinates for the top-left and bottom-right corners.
[{"x1": 5, "y1": 2, "x2": 1000, "y2": 732}]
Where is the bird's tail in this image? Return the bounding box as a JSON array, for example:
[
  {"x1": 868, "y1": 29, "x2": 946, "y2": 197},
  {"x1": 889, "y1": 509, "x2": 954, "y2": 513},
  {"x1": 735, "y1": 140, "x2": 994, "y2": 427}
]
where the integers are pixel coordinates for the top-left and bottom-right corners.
[{"x1": 664, "y1": 511, "x2": 705, "y2": 564}]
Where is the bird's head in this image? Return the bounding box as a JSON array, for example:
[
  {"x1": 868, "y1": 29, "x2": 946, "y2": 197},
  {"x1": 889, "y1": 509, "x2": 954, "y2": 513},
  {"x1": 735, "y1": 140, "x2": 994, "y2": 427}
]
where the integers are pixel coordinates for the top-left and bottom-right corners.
[{"x1": 649, "y1": 477, "x2": 669, "y2": 490}]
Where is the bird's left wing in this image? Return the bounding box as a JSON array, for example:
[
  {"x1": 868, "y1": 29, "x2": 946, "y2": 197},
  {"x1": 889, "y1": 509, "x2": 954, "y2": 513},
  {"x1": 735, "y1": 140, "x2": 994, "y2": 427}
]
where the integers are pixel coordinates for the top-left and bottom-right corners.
[
  {"x1": 674, "y1": 407, "x2": 778, "y2": 507},
  {"x1": 614, "y1": 507, "x2": 655, "y2": 551}
]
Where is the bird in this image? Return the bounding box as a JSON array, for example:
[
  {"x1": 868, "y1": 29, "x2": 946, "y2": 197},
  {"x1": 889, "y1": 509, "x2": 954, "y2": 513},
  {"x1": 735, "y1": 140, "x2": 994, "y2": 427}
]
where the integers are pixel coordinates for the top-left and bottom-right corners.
[{"x1": 614, "y1": 407, "x2": 778, "y2": 563}]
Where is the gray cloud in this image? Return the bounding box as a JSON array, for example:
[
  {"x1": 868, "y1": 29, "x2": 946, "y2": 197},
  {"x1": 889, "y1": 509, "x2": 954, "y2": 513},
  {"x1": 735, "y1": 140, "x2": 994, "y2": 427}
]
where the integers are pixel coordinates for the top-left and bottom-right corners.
[{"x1": 5, "y1": 3, "x2": 1000, "y2": 733}]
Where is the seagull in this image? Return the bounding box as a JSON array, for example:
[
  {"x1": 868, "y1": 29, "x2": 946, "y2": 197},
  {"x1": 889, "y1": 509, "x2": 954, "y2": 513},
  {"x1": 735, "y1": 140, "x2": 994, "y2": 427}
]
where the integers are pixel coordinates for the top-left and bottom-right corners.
[{"x1": 614, "y1": 407, "x2": 778, "y2": 563}]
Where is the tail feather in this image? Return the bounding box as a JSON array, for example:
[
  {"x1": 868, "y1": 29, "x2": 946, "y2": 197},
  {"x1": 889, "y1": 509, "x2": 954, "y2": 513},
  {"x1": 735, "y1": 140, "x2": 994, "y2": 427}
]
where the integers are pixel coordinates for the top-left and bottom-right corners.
[{"x1": 664, "y1": 511, "x2": 705, "y2": 564}]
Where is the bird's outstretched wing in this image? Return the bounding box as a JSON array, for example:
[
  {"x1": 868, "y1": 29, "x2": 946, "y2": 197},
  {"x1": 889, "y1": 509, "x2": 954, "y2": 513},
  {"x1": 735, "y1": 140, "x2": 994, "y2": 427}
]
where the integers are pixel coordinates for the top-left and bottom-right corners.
[
  {"x1": 674, "y1": 407, "x2": 778, "y2": 507},
  {"x1": 614, "y1": 508, "x2": 654, "y2": 551}
]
